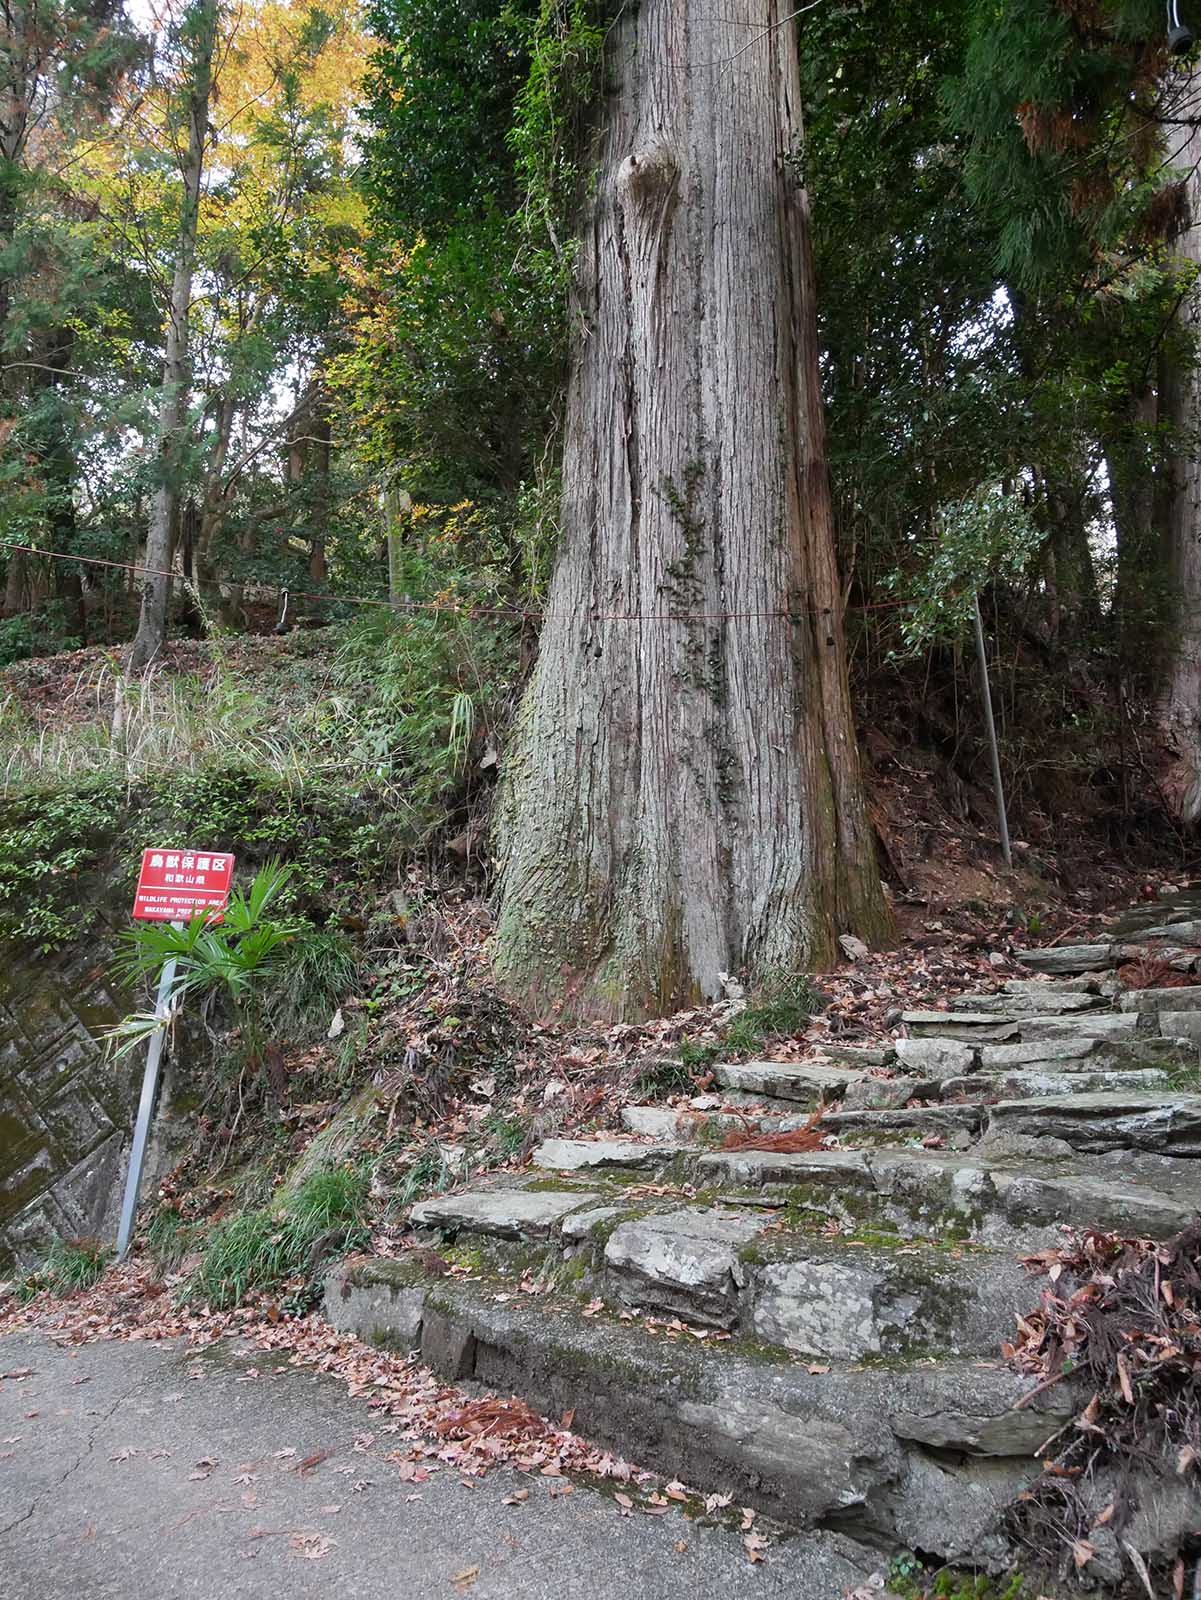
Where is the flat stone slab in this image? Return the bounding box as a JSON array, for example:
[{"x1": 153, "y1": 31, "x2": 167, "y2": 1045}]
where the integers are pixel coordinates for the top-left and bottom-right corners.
[
  {"x1": 604, "y1": 1206, "x2": 766, "y2": 1326},
  {"x1": 1015, "y1": 1012, "x2": 1143, "y2": 1041},
  {"x1": 818, "y1": 1043, "x2": 892, "y2": 1067},
  {"x1": 1015, "y1": 944, "x2": 1116, "y2": 974},
  {"x1": 821, "y1": 1103, "x2": 982, "y2": 1143},
  {"x1": 1119, "y1": 986, "x2": 1201, "y2": 1013},
  {"x1": 713, "y1": 1060, "x2": 864, "y2": 1103},
  {"x1": 621, "y1": 1104, "x2": 826, "y2": 1139},
  {"x1": 902, "y1": 1010, "x2": 1007, "y2": 1028},
  {"x1": 409, "y1": 1187, "x2": 603, "y2": 1239},
  {"x1": 978, "y1": 1035, "x2": 1124, "y2": 1068},
  {"x1": 948, "y1": 991, "x2": 1102, "y2": 1016},
  {"x1": 1002, "y1": 978, "x2": 1105, "y2": 995},
  {"x1": 986, "y1": 1093, "x2": 1201, "y2": 1155},
  {"x1": 893, "y1": 1037, "x2": 977, "y2": 1079},
  {"x1": 1130, "y1": 919, "x2": 1201, "y2": 942},
  {"x1": 843, "y1": 1075, "x2": 932, "y2": 1111},
  {"x1": 749, "y1": 1242, "x2": 1029, "y2": 1361},
  {"x1": 941, "y1": 1068, "x2": 1172, "y2": 1101},
  {"x1": 1157, "y1": 1011, "x2": 1201, "y2": 1045},
  {"x1": 697, "y1": 1147, "x2": 1195, "y2": 1245},
  {"x1": 532, "y1": 1138, "x2": 685, "y2": 1171}
]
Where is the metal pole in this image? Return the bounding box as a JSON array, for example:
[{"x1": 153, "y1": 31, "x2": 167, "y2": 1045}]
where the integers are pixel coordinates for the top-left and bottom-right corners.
[
  {"x1": 115, "y1": 923, "x2": 183, "y2": 1260},
  {"x1": 973, "y1": 593, "x2": 1012, "y2": 867}
]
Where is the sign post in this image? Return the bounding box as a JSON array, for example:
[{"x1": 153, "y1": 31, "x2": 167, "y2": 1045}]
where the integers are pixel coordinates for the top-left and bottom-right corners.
[{"x1": 115, "y1": 848, "x2": 235, "y2": 1260}]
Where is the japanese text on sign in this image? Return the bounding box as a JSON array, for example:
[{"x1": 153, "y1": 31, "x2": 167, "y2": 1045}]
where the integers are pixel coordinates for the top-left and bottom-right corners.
[{"x1": 132, "y1": 848, "x2": 236, "y2": 922}]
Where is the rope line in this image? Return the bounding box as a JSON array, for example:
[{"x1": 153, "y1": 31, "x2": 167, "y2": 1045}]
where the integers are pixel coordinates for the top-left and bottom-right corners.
[{"x1": 0, "y1": 539, "x2": 923, "y2": 624}]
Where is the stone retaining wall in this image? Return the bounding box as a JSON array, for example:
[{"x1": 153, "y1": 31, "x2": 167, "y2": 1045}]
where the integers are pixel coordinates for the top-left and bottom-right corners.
[{"x1": 0, "y1": 921, "x2": 135, "y2": 1271}]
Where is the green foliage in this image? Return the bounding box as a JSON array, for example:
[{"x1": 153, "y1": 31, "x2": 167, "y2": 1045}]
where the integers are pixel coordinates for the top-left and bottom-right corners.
[
  {"x1": 185, "y1": 1165, "x2": 370, "y2": 1309},
  {"x1": 329, "y1": 560, "x2": 516, "y2": 825},
  {"x1": 109, "y1": 862, "x2": 301, "y2": 1064},
  {"x1": 146, "y1": 1206, "x2": 195, "y2": 1273},
  {"x1": 267, "y1": 923, "x2": 359, "y2": 1040},
  {"x1": 724, "y1": 973, "x2": 820, "y2": 1055},
  {"x1": 19, "y1": 1236, "x2": 111, "y2": 1299},
  {"x1": 887, "y1": 1553, "x2": 1027, "y2": 1600},
  {"x1": 889, "y1": 487, "x2": 1045, "y2": 652},
  {"x1": 0, "y1": 609, "x2": 80, "y2": 667},
  {"x1": 0, "y1": 778, "x2": 123, "y2": 949},
  {"x1": 503, "y1": 0, "x2": 607, "y2": 263}
]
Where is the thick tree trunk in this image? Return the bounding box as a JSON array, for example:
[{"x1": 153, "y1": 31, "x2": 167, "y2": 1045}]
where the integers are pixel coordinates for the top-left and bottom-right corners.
[
  {"x1": 492, "y1": 0, "x2": 890, "y2": 1021},
  {"x1": 1159, "y1": 61, "x2": 1201, "y2": 822},
  {"x1": 129, "y1": 1, "x2": 217, "y2": 673}
]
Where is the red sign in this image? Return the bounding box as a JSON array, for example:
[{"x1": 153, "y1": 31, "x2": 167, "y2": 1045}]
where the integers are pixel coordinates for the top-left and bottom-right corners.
[{"x1": 132, "y1": 848, "x2": 236, "y2": 923}]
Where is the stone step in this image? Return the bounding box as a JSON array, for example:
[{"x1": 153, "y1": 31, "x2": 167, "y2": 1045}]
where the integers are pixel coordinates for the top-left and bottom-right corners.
[
  {"x1": 987, "y1": 1092, "x2": 1201, "y2": 1155},
  {"x1": 976, "y1": 1035, "x2": 1193, "y2": 1070},
  {"x1": 697, "y1": 1145, "x2": 1196, "y2": 1247},
  {"x1": 1017, "y1": 942, "x2": 1201, "y2": 975},
  {"x1": 409, "y1": 1187, "x2": 609, "y2": 1239},
  {"x1": 1127, "y1": 919, "x2": 1201, "y2": 942},
  {"x1": 820, "y1": 1103, "x2": 982, "y2": 1145},
  {"x1": 947, "y1": 990, "x2": 1104, "y2": 1016},
  {"x1": 902, "y1": 1010, "x2": 1152, "y2": 1044},
  {"x1": 531, "y1": 1137, "x2": 687, "y2": 1173},
  {"x1": 408, "y1": 1177, "x2": 1030, "y2": 1358},
  {"x1": 1001, "y1": 977, "x2": 1112, "y2": 996},
  {"x1": 712, "y1": 1060, "x2": 865, "y2": 1103},
  {"x1": 323, "y1": 1256, "x2": 1079, "y2": 1567},
  {"x1": 940, "y1": 1066, "x2": 1173, "y2": 1100},
  {"x1": 1118, "y1": 986, "x2": 1201, "y2": 1013},
  {"x1": 816, "y1": 1042, "x2": 891, "y2": 1067},
  {"x1": 620, "y1": 1104, "x2": 819, "y2": 1139},
  {"x1": 1014, "y1": 942, "x2": 1115, "y2": 974}
]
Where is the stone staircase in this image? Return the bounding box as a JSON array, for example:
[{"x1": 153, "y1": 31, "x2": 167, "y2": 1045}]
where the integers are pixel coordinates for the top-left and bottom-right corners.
[{"x1": 324, "y1": 906, "x2": 1201, "y2": 1579}]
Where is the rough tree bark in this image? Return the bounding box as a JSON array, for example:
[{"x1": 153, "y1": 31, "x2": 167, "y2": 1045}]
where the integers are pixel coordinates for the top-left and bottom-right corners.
[
  {"x1": 128, "y1": 1, "x2": 218, "y2": 673},
  {"x1": 1158, "y1": 59, "x2": 1201, "y2": 822},
  {"x1": 492, "y1": 0, "x2": 890, "y2": 1021}
]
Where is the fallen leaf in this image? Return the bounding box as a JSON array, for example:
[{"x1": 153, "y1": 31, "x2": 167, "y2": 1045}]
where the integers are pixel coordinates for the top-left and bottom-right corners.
[
  {"x1": 502, "y1": 1489, "x2": 529, "y2": 1505},
  {"x1": 744, "y1": 1532, "x2": 768, "y2": 1564},
  {"x1": 289, "y1": 1531, "x2": 336, "y2": 1560},
  {"x1": 452, "y1": 1564, "x2": 480, "y2": 1590}
]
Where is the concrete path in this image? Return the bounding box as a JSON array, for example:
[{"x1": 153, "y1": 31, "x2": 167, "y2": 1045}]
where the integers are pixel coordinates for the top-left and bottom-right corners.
[{"x1": 0, "y1": 1330, "x2": 872, "y2": 1600}]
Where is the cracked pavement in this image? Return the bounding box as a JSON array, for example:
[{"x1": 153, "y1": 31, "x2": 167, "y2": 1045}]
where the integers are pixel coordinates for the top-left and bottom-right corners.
[{"x1": 0, "y1": 1330, "x2": 873, "y2": 1599}]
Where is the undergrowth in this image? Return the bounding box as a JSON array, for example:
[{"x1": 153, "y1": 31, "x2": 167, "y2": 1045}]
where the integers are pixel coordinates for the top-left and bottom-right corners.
[
  {"x1": 184, "y1": 1166, "x2": 371, "y2": 1310},
  {"x1": 671, "y1": 971, "x2": 821, "y2": 1075},
  {"x1": 888, "y1": 1555, "x2": 1027, "y2": 1600},
  {"x1": 17, "y1": 1237, "x2": 110, "y2": 1300}
]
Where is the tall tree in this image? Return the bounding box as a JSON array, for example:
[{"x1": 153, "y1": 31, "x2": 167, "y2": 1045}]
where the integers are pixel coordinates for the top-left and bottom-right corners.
[
  {"x1": 1158, "y1": 58, "x2": 1201, "y2": 821},
  {"x1": 491, "y1": 0, "x2": 890, "y2": 1020},
  {"x1": 129, "y1": 0, "x2": 218, "y2": 671}
]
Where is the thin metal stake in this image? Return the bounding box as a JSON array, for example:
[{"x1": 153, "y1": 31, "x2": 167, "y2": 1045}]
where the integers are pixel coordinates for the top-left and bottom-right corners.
[
  {"x1": 116, "y1": 922, "x2": 183, "y2": 1260},
  {"x1": 973, "y1": 593, "x2": 1012, "y2": 867}
]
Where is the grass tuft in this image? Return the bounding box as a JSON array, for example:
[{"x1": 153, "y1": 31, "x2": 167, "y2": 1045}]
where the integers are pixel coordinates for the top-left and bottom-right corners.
[{"x1": 185, "y1": 1165, "x2": 370, "y2": 1310}]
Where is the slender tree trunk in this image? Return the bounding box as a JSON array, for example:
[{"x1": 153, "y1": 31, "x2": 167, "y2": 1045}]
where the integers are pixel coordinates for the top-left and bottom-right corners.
[
  {"x1": 308, "y1": 389, "x2": 331, "y2": 584},
  {"x1": 192, "y1": 391, "x2": 237, "y2": 588},
  {"x1": 128, "y1": 1, "x2": 218, "y2": 673},
  {"x1": 492, "y1": 0, "x2": 890, "y2": 1021}
]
